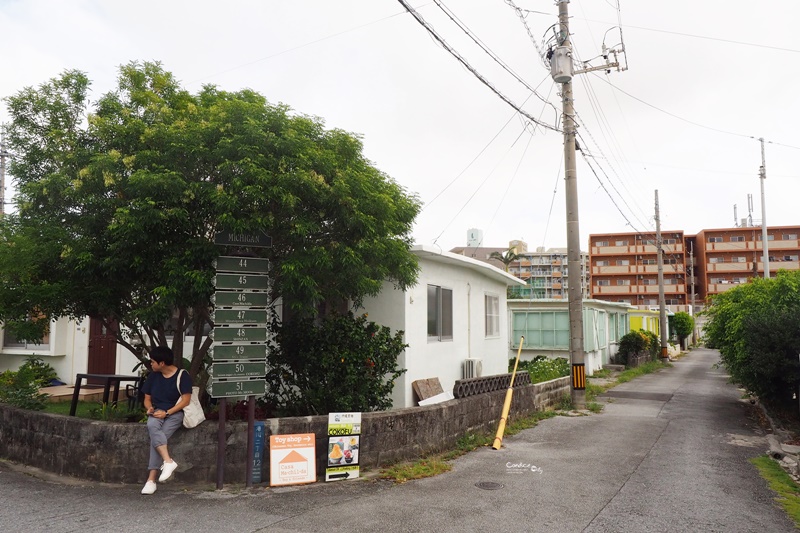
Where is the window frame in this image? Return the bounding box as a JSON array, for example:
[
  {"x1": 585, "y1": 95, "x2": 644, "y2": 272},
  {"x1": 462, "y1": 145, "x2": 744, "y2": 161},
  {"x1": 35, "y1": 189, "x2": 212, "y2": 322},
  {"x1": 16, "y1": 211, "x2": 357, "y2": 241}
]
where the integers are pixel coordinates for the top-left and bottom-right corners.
[
  {"x1": 427, "y1": 285, "x2": 453, "y2": 342},
  {"x1": 484, "y1": 293, "x2": 500, "y2": 338}
]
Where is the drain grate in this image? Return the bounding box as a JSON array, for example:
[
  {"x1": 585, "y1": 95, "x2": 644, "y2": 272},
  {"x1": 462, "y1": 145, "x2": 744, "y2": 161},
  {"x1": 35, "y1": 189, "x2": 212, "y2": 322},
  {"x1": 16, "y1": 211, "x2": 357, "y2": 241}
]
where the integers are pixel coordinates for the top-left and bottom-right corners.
[{"x1": 475, "y1": 481, "x2": 504, "y2": 490}]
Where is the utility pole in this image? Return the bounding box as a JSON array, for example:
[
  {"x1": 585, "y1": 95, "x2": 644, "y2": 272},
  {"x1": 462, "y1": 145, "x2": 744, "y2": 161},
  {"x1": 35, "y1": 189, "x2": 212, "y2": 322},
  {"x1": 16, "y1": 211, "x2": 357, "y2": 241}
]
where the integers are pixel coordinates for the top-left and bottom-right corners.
[
  {"x1": 0, "y1": 127, "x2": 8, "y2": 217},
  {"x1": 689, "y1": 242, "x2": 696, "y2": 345},
  {"x1": 553, "y1": 0, "x2": 585, "y2": 408},
  {"x1": 759, "y1": 138, "x2": 770, "y2": 279},
  {"x1": 655, "y1": 190, "x2": 669, "y2": 361}
]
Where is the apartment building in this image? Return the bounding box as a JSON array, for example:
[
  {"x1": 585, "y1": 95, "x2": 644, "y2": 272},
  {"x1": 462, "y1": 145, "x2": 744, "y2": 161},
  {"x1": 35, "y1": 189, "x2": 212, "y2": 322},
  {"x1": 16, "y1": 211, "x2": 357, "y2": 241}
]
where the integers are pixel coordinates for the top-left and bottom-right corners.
[
  {"x1": 507, "y1": 246, "x2": 589, "y2": 299},
  {"x1": 588, "y1": 230, "x2": 689, "y2": 312},
  {"x1": 692, "y1": 225, "x2": 800, "y2": 300}
]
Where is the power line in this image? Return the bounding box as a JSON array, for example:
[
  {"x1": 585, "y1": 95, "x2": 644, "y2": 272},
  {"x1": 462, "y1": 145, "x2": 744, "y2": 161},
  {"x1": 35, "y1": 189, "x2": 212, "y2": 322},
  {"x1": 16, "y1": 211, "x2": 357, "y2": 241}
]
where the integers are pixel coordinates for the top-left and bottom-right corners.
[
  {"x1": 396, "y1": 0, "x2": 560, "y2": 133},
  {"x1": 433, "y1": 0, "x2": 556, "y2": 113}
]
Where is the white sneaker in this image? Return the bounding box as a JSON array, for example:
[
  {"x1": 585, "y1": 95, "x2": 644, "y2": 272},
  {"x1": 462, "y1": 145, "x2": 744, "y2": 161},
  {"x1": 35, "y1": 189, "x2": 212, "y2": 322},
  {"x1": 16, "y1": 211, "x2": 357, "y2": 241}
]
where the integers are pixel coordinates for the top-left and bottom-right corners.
[
  {"x1": 158, "y1": 460, "x2": 178, "y2": 482},
  {"x1": 141, "y1": 480, "x2": 157, "y2": 495}
]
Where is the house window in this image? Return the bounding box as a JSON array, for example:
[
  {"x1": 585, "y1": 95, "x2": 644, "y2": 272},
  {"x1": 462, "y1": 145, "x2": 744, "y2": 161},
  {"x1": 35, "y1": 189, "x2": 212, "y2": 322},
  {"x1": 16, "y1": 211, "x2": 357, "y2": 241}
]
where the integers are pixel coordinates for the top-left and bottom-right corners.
[
  {"x1": 615, "y1": 240, "x2": 628, "y2": 246},
  {"x1": 642, "y1": 259, "x2": 657, "y2": 265},
  {"x1": 708, "y1": 237, "x2": 723, "y2": 243},
  {"x1": 596, "y1": 260, "x2": 609, "y2": 266},
  {"x1": 597, "y1": 280, "x2": 610, "y2": 286},
  {"x1": 2, "y1": 319, "x2": 51, "y2": 349},
  {"x1": 617, "y1": 279, "x2": 631, "y2": 286},
  {"x1": 596, "y1": 241, "x2": 609, "y2": 247},
  {"x1": 709, "y1": 257, "x2": 724, "y2": 263},
  {"x1": 730, "y1": 236, "x2": 745, "y2": 242},
  {"x1": 485, "y1": 294, "x2": 499, "y2": 338},
  {"x1": 641, "y1": 279, "x2": 657, "y2": 285},
  {"x1": 427, "y1": 285, "x2": 453, "y2": 341},
  {"x1": 663, "y1": 238, "x2": 676, "y2": 244},
  {"x1": 785, "y1": 255, "x2": 799, "y2": 262},
  {"x1": 783, "y1": 234, "x2": 798, "y2": 240},
  {"x1": 512, "y1": 311, "x2": 569, "y2": 349},
  {"x1": 616, "y1": 259, "x2": 630, "y2": 266}
]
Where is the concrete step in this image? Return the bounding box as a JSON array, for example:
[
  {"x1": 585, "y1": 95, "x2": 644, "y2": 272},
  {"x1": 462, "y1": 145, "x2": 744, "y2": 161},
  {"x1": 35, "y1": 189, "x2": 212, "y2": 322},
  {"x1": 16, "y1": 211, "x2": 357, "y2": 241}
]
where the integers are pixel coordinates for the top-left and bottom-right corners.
[{"x1": 39, "y1": 385, "x2": 105, "y2": 403}]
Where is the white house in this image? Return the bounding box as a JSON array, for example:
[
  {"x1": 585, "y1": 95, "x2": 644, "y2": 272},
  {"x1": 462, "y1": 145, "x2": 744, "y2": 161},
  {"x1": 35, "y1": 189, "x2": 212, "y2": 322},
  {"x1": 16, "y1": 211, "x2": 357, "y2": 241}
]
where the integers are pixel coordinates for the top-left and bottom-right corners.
[
  {"x1": 0, "y1": 245, "x2": 524, "y2": 410},
  {"x1": 359, "y1": 245, "x2": 525, "y2": 408},
  {"x1": 507, "y1": 298, "x2": 633, "y2": 374}
]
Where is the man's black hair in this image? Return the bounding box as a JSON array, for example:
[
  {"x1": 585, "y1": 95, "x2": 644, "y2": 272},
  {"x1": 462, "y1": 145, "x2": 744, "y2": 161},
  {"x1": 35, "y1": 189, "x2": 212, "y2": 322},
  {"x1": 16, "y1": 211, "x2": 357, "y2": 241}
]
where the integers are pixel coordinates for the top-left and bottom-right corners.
[{"x1": 150, "y1": 346, "x2": 174, "y2": 365}]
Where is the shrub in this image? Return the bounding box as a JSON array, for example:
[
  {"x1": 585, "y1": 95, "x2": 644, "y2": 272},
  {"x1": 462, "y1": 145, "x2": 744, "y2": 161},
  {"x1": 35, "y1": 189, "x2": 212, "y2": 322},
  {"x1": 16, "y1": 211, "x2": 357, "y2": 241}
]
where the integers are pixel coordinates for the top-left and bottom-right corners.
[
  {"x1": 617, "y1": 330, "x2": 648, "y2": 365},
  {"x1": 641, "y1": 330, "x2": 661, "y2": 360},
  {"x1": 514, "y1": 356, "x2": 570, "y2": 383},
  {"x1": 266, "y1": 311, "x2": 407, "y2": 416},
  {"x1": 0, "y1": 367, "x2": 49, "y2": 410},
  {"x1": 19, "y1": 356, "x2": 59, "y2": 386}
]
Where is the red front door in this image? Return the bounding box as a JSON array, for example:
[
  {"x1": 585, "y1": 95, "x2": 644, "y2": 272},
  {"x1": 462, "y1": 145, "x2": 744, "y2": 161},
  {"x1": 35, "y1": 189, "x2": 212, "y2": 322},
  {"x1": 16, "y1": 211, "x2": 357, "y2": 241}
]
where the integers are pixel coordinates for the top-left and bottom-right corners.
[{"x1": 87, "y1": 318, "x2": 117, "y2": 383}]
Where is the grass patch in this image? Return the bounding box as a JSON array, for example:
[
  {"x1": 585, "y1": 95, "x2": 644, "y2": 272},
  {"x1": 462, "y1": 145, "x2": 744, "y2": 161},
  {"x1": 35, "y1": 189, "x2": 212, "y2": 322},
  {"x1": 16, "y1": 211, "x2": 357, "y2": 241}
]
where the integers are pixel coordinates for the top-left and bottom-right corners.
[
  {"x1": 585, "y1": 382, "x2": 606, "y2": 402},
  {"x1": 616, "y1": 360, "x2": 671, "y2": 383},
  {"x1": 556, "y1": 393, "x2": 574, "y2": 411},
  {"x1": 379, "y1": 457, "x2": 452, "y2": 483},
  {"x1": 586, "y1": 402, "x2": 603, "y2": 413},
  {"x1": 750, "y1": 455, "x2": 800, "y2": 527},
  {"x1": 380, "y1": 409, "x2": 557, "y2": 483},
  {"x1": 591, "y1": 368, "x2": 612, "y2": 379}
]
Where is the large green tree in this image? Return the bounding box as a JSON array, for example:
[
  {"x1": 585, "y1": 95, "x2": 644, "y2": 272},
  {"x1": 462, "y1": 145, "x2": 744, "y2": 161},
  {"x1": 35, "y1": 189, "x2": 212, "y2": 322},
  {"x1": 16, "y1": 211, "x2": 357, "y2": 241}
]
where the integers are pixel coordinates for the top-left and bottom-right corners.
[
  {"x1": 0, "y1": 62, "x2": 420, "y2": 378},
  {"x1": 703, "y1": 270, "x2": 800, "y2": 407}
]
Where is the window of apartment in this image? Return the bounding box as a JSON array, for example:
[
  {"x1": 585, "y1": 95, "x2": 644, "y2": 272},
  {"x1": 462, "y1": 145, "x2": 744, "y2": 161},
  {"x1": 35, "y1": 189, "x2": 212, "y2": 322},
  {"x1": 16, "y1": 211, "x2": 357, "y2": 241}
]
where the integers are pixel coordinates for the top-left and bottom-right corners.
[
  {"x1": 615, "y1": 240, "x2": 628, "y2": 246},
  {"x1": 709, "y1": 257, "x2": 724, "y2": 263},
  {"x1": 596, "y1": 260, "x2": 609, "y2": 266},
  {"x1": 427, "y1": 285, "x2": 453, "y2": 341},
  {"x1": 783, "y1": 234, "x2": 798, "y2": 240},
  {"x1": 485, "y1": 294, "x2": 499, "y2": 338},
  {"x1": 757, "y1": 234, "x2": 775, "y2": 241},
  {"x1": 709, "y1": 237, "x2": 723, "y2": 243},
  {"x1": 784, "y1": 255, "x2": 799, "y2": 262},
  {"x1": 733, "y1": 256, "x2": 746, "y2": 263},
  {"x1": 663, "y1": 238, "x2": 676, "y2": 244},
  {"x1": 663, "y1": 278, "x2": 675, "y2": 285},
  {"x1": 730, "y1": 236, "x2": 745, "y2": 242},
  {"x1": 710, "y1": 278, "x2": 722, "y2": 284},
  {"x1": 512, "y1": 311, "x2": 569, "y2": 349},
  {"x1": 733, "y1": 278, "x2": 747, "y2": 284},
  {"x1": 596, "y1": 241, "x2": 608, "y2": 247},
  {"x1": 642, "y1": 259, "x2": 657, "y2": 265},
  {"x1": 616, "y1": 259, "x2": 630, "y2": 266},
  {"x1": 616, "y1": 279, "x2": 631, "y2": 286},
  {"x1": 597, "y1": 280, "x2": 610, "y2": 286},
  {"x1": 641, "y1": 278, "x2": 657, "y2": 285}
]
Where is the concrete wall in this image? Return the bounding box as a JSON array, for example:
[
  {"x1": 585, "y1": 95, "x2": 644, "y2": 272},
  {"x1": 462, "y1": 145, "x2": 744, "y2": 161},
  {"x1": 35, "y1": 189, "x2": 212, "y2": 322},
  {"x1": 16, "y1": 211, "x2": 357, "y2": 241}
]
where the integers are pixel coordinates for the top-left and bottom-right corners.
[{"x1": 0, "y1": 377, "x2": 569, "y2": 484}]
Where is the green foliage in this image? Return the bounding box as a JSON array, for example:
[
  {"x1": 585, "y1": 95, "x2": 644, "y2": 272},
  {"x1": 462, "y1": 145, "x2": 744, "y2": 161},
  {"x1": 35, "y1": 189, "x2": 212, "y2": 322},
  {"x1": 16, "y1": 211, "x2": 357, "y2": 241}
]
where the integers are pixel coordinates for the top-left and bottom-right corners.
[
  {"x1": 750, "y1": 455, "x2": 800, "y2": 528},
  {"x1": 19, "y1": 356, "x2": 59, "y2": 386},
  {"x1": 0, "y1": 367, "x2": 49, "y2": 410},
  {"x1": 617, "y1": 330, "x2": 648, "y2": 365},
  {"x1": 670, "y1": 312, "x2": 694, "y2": 342},
  {"x1": 0, "y1": 62, "x2": 420, "y2": 380},
  {"x1": 703, "y1": 271, "x2": 800, "y2": 406},
  {"x1": 514, "y1": 356, "x2": 570, "y2": 383},
  {"x1": 489, "y1": 248, "x2": 519, "y2": 272},
  {"x1": 266, "y1": 312, "x2": 407, "y2": 415},
  {"x1": 641, "y1": 329, "x2": 660, "y2": 359}
]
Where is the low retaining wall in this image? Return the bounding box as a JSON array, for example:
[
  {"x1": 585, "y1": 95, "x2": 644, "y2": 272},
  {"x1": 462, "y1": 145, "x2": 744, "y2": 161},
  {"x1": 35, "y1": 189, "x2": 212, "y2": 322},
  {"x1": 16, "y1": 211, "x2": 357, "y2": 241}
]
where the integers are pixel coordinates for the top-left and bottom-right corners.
[
  {"x1": 0, "y1": 376, "x2": 569, "y2": 484},
  {"x1": 627, "y1": 353, "x2": 652, "y2": 368}
]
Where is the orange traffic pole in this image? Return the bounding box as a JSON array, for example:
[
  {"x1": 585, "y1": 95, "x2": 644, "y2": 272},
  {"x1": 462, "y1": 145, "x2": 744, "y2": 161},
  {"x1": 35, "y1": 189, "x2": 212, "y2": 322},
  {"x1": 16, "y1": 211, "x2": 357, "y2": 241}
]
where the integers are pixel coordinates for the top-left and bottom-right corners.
[{"x1": 492, "y1": 336, "x2": 524, "y2": 450}]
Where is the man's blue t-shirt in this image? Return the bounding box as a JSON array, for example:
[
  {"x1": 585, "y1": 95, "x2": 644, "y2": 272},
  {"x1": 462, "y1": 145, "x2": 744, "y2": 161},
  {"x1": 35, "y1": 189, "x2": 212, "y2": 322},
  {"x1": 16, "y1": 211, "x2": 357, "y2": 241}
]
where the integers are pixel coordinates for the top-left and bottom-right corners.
[{"x1": 142, "y1": 370, "x2": 192, "y2": 411}]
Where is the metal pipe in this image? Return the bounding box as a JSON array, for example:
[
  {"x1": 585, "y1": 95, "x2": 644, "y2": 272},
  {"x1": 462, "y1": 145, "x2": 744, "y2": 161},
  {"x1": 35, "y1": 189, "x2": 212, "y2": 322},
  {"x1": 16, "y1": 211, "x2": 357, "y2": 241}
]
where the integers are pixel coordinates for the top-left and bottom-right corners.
[{"x1": 492, "y1": 337, "x2": 524, "y2": 450}]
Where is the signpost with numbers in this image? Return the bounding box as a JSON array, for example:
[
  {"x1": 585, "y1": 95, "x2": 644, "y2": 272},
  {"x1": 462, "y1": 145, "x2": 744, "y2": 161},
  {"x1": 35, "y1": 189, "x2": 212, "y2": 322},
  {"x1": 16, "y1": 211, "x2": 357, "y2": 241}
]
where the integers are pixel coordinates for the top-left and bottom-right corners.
[{"x1": 211, "y1": 233, "x2": 272, "y2": 489}]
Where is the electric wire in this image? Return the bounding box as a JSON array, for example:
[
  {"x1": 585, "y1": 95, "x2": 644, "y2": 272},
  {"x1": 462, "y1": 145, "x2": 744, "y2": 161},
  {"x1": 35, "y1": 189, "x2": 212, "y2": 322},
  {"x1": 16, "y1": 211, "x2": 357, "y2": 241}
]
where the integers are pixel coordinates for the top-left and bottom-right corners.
[
  {"x1": 422, "y1": 91, "x2": 535, "y2": 212},
  {"x1": 503, "y1": 0, "x2": 548, "y2": 66},
  {"x1": 396, "y1": 0, "x2": 561, "y2": 133},
  {"x1": 433, "y1": 0, "x2": 556, "y2": 113},
  {"x1": 431, "y1": 123, "x2": 531, "y2": 245}
]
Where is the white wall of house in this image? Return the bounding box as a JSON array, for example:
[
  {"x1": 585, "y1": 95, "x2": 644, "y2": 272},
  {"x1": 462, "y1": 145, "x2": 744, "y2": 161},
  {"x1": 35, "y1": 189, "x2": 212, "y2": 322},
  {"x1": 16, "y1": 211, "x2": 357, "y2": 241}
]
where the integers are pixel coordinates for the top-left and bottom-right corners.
[{"x1": 360, "y1": 245, "x2": 524, "y2": 408}]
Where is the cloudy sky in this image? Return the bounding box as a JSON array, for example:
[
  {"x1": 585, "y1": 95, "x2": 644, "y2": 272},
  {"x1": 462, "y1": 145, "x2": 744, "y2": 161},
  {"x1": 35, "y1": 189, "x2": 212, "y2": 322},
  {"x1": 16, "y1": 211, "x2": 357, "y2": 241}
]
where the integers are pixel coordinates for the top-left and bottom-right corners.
[{"x1": 2, "y1": 0, "x2": 798, "y2": 252}]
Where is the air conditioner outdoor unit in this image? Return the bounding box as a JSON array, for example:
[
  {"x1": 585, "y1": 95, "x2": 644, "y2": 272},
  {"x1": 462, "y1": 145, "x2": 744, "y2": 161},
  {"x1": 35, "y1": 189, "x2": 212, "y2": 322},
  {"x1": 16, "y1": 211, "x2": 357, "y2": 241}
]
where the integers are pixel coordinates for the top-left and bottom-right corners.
[{"x1": 462, "y1": 358, "x2": 483, "y2": 379}]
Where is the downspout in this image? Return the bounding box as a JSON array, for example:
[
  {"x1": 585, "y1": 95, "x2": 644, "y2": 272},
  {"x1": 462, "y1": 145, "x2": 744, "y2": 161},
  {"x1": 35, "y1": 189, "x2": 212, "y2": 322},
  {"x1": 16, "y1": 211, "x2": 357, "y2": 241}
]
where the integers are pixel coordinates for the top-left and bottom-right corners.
[{"x1": 467, "y1": 282, "x2": 471, "y2": 359}]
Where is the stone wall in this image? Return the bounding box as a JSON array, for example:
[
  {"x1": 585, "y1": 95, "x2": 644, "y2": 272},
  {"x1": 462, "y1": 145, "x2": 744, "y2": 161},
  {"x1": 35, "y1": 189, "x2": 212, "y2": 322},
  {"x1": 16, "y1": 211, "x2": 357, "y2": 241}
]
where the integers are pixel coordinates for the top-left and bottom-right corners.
[{"x1": 0, "y1": 376, "x2": 569, "y2": 484}]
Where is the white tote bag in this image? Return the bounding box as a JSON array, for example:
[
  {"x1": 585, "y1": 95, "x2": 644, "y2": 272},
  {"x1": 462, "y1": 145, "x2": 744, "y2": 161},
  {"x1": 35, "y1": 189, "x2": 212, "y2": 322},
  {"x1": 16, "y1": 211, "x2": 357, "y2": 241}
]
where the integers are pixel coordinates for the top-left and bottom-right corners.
[{"x1": 176, "y1": 369, "x2": 206, "y2": 428}]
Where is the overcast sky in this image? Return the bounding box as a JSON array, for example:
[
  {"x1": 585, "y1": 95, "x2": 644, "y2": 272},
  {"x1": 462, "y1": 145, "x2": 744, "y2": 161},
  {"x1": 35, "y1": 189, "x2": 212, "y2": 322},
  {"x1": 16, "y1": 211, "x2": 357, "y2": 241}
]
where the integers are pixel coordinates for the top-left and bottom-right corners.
[{"x1": 2, "y1": 0, "x2": 798, "y2": 252}]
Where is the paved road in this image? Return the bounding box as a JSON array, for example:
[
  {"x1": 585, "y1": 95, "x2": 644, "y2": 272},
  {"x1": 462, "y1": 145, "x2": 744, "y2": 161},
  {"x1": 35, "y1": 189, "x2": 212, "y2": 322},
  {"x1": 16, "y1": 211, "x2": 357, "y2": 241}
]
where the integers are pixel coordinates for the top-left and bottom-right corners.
[{"x1": 0, "y1": 348, "x2": 794, "y2": 532}]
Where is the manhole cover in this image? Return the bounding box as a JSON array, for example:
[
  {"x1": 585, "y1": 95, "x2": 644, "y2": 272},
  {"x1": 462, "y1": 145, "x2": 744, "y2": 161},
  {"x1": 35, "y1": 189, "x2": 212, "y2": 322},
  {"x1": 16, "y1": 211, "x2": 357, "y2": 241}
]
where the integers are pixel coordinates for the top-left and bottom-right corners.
[{"x1": 475, "y1": 481, "x2": 504, "y2": 490}]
